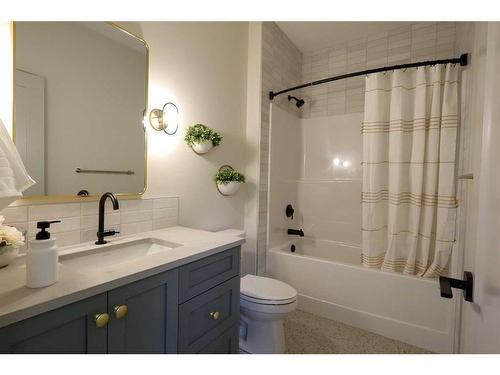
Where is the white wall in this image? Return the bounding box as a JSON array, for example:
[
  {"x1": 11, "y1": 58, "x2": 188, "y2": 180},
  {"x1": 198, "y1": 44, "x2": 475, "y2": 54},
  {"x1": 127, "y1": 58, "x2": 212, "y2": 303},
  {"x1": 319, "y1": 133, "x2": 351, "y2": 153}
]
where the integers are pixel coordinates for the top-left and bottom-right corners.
[
  {"x1": 16, "y1": 22, "x2": 146, "y2": 196},
  {"x1": 119, "y1": 22, "x2": 250, "y2": 233}
]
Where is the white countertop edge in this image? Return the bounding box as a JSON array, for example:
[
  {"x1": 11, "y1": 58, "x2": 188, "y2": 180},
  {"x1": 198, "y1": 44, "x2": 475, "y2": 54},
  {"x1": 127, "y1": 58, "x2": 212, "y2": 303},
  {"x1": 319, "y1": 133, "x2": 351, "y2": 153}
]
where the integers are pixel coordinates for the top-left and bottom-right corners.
[{"x1": 0, "y1": 226, "x2": 244, "y2": 328}]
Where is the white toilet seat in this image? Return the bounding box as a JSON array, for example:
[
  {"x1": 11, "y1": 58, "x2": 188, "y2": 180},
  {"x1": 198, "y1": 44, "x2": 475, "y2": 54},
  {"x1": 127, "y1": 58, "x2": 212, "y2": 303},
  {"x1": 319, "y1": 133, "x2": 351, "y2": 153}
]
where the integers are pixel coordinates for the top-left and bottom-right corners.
[
  {"x1": 240, "y1": 274, "x2": 297, "y2": 300},
  {"x1": 240, "y1": 274, "x2": 298, "y2": 314}
]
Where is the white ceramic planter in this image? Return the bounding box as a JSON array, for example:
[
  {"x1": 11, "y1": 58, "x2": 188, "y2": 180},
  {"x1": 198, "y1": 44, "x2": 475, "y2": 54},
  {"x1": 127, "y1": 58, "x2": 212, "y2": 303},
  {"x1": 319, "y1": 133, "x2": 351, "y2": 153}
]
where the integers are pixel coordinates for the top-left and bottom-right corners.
[
  {"x1": 191, "y1": 140, "x2": 213, "y2": 154},
  {"x1": 0, "y1": 245, "x2": 19, "y2": 268},
  {"x1": 217, "y1": 181, "x2": 242, "y2": 196}
]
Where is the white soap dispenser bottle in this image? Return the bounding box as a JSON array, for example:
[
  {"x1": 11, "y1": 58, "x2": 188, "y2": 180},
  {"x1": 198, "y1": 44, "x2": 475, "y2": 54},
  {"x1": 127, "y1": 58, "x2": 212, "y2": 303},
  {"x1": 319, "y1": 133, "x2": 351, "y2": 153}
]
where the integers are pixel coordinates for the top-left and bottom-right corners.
[{"x1": 26, "y1": 220, "x2": 61, "y2": 288}]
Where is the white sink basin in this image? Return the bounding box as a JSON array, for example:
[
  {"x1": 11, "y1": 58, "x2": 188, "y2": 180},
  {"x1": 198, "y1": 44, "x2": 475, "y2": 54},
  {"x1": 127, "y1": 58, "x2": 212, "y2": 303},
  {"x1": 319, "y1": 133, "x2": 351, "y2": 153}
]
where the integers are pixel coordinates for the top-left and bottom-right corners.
[{"x1": 59, "y1": 237, "x2": 182, "y2": 272}]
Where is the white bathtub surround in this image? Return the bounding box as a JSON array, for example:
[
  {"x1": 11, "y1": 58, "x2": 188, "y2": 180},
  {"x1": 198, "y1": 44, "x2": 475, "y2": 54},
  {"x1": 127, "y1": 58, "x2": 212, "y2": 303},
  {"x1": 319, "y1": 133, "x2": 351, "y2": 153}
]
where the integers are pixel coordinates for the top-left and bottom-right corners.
[
  {"x1": 267, "y1": 239, "x2": 456, "y2": 353},
  {"x1": 361, "y1": 64, "x2": 459, "y2": 277}
]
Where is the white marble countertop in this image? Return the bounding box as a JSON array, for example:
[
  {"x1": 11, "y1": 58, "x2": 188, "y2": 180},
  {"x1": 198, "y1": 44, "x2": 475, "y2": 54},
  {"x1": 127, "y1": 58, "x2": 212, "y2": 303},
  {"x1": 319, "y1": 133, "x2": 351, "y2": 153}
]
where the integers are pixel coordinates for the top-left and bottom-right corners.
[{"x1": 0, "y1": 226, "x2": 245, "y2": 328}]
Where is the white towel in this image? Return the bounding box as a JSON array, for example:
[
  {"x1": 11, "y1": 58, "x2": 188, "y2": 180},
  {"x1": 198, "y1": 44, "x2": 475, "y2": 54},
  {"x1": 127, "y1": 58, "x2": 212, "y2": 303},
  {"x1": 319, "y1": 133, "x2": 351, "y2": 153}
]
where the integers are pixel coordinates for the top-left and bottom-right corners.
[{"x1": 0, "y1": 118, "x2": 35, "y2": 210}]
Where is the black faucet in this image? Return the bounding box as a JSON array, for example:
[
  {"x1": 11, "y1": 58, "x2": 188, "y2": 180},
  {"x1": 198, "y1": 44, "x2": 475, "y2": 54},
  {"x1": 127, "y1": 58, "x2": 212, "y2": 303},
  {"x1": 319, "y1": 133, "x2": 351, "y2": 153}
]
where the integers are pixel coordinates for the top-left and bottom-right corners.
[
  {"x1": 95, "y1": 192, "x2": 120, "y2": 245},
  {"x1": 287, "y1": 228, "x2": 304, "y2": 237}
]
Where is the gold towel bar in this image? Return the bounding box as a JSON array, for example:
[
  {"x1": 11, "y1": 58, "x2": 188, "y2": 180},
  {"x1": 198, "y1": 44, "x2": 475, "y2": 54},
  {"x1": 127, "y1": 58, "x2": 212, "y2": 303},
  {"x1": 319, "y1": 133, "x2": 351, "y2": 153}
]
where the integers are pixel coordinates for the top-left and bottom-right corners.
[{"x1": 75, "y1": 168, "x2": 135, "y2": 175}]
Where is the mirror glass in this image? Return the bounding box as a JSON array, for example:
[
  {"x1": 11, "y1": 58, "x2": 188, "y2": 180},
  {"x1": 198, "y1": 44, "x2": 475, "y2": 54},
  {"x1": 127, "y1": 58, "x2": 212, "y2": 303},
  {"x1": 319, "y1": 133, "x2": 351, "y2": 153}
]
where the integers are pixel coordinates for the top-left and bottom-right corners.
[{"x1": 14, "y1": 22, "x2": 147, "y2": 198}]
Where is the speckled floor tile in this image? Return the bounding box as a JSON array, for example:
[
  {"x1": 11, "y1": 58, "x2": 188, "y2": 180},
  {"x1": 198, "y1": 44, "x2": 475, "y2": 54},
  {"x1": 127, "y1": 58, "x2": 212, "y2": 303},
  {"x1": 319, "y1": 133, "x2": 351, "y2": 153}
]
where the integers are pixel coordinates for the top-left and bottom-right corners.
[{"x1": 284, "y1": 310, "x2": 432, "y2": 354}]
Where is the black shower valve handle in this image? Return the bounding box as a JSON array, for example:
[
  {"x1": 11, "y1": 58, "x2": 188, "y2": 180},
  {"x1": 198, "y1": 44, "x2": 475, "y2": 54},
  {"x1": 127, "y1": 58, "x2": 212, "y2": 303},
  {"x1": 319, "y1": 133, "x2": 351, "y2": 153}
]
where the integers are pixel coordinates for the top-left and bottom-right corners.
[{"x1": 286, "y1": 204, "x2": 295, "y2": 220}]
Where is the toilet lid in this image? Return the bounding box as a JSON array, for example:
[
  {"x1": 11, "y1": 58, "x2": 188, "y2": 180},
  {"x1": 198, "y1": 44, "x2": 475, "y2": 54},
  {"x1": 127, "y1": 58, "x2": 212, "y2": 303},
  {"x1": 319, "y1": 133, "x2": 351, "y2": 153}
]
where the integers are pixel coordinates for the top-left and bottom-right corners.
[{"x1": 240, "y1": 275, "x2": 297, "y2": 302}]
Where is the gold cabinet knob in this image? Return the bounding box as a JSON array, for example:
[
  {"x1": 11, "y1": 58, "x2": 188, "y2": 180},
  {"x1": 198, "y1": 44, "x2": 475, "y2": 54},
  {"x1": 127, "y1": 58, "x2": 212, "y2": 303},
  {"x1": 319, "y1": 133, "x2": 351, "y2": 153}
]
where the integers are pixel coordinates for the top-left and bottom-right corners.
[
  {"x1": 209, "y1": 311, "x2": 220, "y2": 321},
  {"x1": 94, "y1": 313, "x2": 110, "y2": 328},
  {"x1": 113, "y1": 304, "x2": 128, "y2": 319}
]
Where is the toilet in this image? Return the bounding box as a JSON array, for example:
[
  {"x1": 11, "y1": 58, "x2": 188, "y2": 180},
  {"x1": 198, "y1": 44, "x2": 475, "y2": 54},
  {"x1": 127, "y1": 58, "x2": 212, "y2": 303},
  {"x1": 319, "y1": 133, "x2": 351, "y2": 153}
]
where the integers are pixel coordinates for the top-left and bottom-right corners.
[{"x1": 239, "y1": 274, "x2": 297, "y2": 354}]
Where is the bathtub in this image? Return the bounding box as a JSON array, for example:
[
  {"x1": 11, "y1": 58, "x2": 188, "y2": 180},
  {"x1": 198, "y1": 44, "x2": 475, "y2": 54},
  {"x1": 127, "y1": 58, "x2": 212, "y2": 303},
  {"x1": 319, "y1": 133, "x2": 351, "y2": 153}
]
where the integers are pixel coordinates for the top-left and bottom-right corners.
[{"x1": 266, "y1": 238, "x2": 457, "y2": 353}]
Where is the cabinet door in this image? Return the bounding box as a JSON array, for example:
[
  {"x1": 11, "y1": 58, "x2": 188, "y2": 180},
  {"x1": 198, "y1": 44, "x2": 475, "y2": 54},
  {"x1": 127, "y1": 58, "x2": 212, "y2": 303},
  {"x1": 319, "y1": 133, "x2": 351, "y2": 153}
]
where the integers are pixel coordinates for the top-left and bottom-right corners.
[
  {"x1": 0, "y1": 293, "x2": 107, "y2": 354},
  {"x1": 107, "y1": 269, "x2": 178, "y2": 353}
]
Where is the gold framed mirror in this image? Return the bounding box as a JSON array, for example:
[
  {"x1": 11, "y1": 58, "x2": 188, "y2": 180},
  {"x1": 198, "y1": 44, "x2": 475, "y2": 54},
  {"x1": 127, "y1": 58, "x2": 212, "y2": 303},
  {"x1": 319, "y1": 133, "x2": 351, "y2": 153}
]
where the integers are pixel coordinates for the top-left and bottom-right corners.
[{"x1": 12, "y1": 22, "x2": 149, "y2": 205}]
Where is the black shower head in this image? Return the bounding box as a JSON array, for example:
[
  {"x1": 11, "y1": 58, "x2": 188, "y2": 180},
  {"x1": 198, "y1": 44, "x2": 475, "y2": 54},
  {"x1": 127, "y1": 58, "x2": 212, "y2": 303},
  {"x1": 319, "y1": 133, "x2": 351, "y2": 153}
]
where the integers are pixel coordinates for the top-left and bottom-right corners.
[{"x1": 288, "y1": 95, "x2": 305, "y2": 108}]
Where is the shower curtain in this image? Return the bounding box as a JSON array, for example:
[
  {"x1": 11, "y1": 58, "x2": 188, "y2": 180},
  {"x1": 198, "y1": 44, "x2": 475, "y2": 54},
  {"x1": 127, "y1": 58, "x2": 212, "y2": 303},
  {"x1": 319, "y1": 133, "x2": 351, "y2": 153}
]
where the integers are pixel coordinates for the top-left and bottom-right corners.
[{"x1": 361, "y1": 64, "x2": 458, "y2": 277}]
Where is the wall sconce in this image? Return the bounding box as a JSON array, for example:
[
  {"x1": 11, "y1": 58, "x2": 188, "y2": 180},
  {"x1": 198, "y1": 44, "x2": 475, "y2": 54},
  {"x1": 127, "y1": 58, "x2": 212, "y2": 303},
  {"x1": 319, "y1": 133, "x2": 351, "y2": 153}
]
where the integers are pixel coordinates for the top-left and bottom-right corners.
[{"x1": 149, "y1": 102, "x2": 179, "y2": 135}]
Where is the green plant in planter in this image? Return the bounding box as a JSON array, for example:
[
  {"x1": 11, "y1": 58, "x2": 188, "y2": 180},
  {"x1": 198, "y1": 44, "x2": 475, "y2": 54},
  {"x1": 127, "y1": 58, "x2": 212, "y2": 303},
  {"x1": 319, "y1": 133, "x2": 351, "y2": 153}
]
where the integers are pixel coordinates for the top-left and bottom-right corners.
[
  {"x1": 214, "y1": 169, "x2": 246, "y2": 185},
  {"x1": 184, "y1": 124, "x2": 222, "y2": 147}
]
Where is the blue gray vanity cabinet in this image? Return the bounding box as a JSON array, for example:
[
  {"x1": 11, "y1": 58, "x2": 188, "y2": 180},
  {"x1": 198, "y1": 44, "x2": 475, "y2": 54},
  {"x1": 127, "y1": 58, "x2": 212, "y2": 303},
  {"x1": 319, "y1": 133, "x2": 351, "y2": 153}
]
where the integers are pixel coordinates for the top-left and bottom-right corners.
[
  {"x1": 0, "y1": 246, "x2": 241, "y2": 354},
  {"x1": 0, "y1": 293, "x2": 107, "y2": 354},
  {"x1": 107, "y1": 269, "x2": 178, "y2": 353}
]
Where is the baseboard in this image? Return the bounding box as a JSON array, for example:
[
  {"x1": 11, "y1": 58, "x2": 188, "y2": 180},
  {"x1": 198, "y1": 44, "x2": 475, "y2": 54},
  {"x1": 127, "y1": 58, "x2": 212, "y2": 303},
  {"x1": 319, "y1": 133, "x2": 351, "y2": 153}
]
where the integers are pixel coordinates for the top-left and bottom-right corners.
[{"x1": 297, "y1": 294, "x2": 453, "y2": 353}]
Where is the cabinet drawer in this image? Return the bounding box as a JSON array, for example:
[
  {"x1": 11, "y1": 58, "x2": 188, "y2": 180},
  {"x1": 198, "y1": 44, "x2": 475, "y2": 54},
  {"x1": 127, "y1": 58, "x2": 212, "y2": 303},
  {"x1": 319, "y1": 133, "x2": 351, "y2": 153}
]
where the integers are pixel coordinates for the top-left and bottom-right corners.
[
  {"x1": 178, "y1": 276, "x2": 240, "y2": 353},
  {"x1": 198, "y1": 324, "x2": 239, "y2": 354},
  {"x1": 179, "y1": 246, "x2": 240, "y2": 302}
]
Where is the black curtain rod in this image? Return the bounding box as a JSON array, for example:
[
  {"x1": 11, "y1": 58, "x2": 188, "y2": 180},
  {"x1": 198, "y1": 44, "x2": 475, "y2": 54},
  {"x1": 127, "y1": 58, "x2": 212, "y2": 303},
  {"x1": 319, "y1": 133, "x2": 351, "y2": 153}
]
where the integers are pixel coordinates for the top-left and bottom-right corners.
[{"x1": 269, "y1": 53, "x2": 469, "y2": 100}]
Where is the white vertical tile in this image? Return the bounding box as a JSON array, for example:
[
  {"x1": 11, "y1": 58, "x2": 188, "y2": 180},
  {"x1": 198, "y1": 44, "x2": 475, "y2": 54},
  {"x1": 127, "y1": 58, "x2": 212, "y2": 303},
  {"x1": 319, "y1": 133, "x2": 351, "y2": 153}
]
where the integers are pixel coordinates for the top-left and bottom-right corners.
[
  {"x1": 1, "y1": 206, "x2": 29, "y2": 223},
  {"x1": 28, "y1": 203, "x2": 81, "y2": 221},
  {"x1": 121, "y1": 221, "x2": 153, "y2": 236}
]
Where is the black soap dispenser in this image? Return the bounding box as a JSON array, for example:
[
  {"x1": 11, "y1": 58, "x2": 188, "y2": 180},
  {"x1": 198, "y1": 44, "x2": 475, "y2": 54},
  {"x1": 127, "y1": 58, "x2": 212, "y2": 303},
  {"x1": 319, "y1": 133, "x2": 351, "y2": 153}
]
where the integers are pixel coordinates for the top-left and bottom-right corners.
[{"x1": 26, "y1": 220, "x2": 61, "y2": 288}]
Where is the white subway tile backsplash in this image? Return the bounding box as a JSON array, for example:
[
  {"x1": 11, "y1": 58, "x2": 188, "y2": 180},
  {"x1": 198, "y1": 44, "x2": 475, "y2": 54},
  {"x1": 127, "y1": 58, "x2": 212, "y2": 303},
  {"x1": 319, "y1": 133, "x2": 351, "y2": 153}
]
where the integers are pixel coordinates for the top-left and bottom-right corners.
[
  {"x1": 80, "y1": 201, "x2": 114, "y2": 216},
  {"x1": 80, "y1": 212, "x2": 120, "y2": 229},
  {"x1": 3, "y1": 197, "x2": 178, "y2": 251},
  {"x1": 153, "y1": 197, "x2": 178, "y2": 209},
  {"x1": 53, "y1": 230, "x2": 81, "y2": 247},
  {"x1": 0, "y1": 206, "x2": 28, "y2": 223},
  {"x1": 121, "y1": 209, "x2": 153, "y2": 224},
  {"x1": 119, "y1": 199, "x2": 153, "y2": 212},
  {"x1": 121, "y1": 221, "x2": 153, "y2": 236},
  {"x1": 153, "y1": 218, "x2": 177, "y2": 231},
  {"x1": 29, "y1": 203, "x2": 80, "y2": 221},
  {"x1": 153, "y1": 207, "x2": 178, "y2": 221}
]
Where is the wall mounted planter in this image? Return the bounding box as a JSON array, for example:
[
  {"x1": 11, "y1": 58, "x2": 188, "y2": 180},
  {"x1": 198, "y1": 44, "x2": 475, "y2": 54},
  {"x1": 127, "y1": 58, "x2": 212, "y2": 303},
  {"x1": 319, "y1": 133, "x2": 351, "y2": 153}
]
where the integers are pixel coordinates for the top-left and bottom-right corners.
[
  {"x1": 217, "y1": 181, "x2": 242, "y2": 196},
  {"x1": 185, "y1": 124, "x2": 222, "y2": 155},
  {"x1": 215, "y1": 165, "x2": 245, "y2": 196},
  {"x1": 191, "y1": 140, "x2": 213, "y2": 154}
]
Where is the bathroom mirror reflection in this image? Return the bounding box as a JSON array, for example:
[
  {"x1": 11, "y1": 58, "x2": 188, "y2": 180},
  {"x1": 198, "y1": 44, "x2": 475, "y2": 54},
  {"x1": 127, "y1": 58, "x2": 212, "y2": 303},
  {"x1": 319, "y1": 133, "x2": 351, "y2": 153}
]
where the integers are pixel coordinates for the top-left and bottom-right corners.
[{"x1": 14, "y1": 22, "x2": 148, "y2": 199}]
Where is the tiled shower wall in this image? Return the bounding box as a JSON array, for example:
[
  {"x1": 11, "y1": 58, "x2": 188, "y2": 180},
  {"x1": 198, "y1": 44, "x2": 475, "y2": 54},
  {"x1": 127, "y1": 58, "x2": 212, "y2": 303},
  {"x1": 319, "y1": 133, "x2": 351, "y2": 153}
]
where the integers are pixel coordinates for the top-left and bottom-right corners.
[
  {"x1": 300, "y1": 22, "x2": 458, "y2": 118},
  {"x1": 258, "y1": 21, "x2": 458, "y2": 274},
  {"x1": 0, "y1": 196, "x2": 179, "y2": 252},
  {"x1": 258, "y1": 22, "x2": 302, "y2": 274}
]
